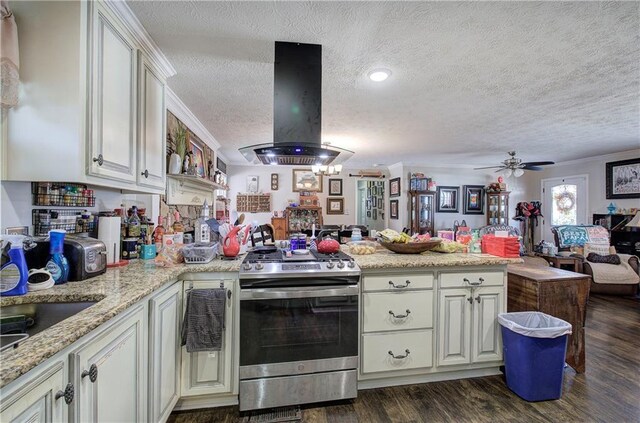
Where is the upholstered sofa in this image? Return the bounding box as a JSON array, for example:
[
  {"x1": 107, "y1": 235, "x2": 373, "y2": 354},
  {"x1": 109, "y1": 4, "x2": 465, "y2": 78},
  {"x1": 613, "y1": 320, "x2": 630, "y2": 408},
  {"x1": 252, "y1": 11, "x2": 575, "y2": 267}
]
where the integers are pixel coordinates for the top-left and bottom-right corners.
[{"x1": 552, "y1": 225, "x2": 639, "y2": 295}]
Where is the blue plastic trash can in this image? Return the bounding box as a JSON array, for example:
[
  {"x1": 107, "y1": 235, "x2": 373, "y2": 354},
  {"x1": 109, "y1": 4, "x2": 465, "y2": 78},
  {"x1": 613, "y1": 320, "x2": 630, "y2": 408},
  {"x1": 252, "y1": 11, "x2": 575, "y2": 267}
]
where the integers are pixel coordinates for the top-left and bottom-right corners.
[{"x1": 498, "y1": 312, "x2": 572, "y2": 402}]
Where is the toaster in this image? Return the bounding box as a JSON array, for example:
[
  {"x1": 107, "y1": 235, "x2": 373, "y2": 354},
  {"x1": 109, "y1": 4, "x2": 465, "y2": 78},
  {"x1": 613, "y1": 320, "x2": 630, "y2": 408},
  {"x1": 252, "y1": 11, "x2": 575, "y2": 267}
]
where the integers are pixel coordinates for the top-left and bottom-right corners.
[
  {"x1": 64, "y1": 236, "x2": 107, "y2": 281},
  {"x1": 25, "y1": 236, "x2": 107, "y2": 281}
]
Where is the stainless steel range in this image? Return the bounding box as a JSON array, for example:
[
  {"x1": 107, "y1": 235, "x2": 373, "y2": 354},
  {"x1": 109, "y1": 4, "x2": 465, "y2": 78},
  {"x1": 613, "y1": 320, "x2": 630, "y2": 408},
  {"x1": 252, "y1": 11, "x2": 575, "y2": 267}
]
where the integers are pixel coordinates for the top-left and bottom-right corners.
[{"x1": 238, "y1": 247, "x2": 360, "y2": 411}]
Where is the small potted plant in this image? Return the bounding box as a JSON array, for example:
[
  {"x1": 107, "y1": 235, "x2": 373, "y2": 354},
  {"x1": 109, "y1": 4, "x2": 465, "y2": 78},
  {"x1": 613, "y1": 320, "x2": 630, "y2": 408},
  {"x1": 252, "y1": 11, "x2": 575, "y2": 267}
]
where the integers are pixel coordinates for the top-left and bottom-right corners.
[{"x1": 169, "y1": 124, "x2": 187, "y2": 174}]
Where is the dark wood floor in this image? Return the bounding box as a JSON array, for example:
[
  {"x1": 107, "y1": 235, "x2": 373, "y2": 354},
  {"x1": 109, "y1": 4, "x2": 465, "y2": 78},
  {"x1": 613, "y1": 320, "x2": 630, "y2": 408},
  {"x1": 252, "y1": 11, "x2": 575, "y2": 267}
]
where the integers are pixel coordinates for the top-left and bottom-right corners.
[{"x1": 169, "y1": 294, "x2": 640, "y2": 423}]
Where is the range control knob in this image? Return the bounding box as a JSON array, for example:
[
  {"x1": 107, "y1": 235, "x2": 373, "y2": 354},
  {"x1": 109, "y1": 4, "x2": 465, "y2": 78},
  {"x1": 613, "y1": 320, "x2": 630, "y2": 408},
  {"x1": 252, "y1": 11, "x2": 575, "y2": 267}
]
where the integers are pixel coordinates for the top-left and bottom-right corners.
[
  {"x1": 242, "y1": 263, "x2": 252, "y2": 271},
  {"x1": 255, "y1": 263, "x2": 264, "y2": 270},
  {"x1": 347, "y1": 260, "x2": 356, "y2": 268},
  {"x1": 326, "y1": 261, "x2": 335, "y2": 269},
  {"x1": 337, "y1": 261, "x2": 346, "y2": 269}
]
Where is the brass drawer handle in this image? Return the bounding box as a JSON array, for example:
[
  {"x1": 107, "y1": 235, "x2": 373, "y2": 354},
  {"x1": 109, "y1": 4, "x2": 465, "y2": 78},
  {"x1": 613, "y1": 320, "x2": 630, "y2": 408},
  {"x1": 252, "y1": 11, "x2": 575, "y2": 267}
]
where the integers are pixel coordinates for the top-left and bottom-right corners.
[
  {"x1": 388, "y1": 309, "x2": 411, "y2": 319},
  {"x1": 388, "y1": 349, "x2": 410, "y2": 359},
  {"x1": 388, "y1": 280, "x2": 411, "y2": 289}
]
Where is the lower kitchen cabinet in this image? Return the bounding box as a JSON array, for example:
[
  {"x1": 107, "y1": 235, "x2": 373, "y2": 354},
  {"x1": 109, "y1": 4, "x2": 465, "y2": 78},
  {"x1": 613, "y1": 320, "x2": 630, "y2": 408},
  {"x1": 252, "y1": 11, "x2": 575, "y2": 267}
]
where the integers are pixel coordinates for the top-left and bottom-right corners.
[
  {"x1": 438, "y1": 284, "x2": 503, "y2": 367},
  {"x1": 362, "y1": 330, "x2": 433, "y2": 373},
  {"x1": 180, "y1": 279, "x2": 236, "y2": 397},
  {"x1": 0, "y1": 361, "x2": 69, "y2": 423},
  {"x1": 70, "y1": 304, "x2": 147, "y2": 422},
  {"x1": 149, "y1": 282, "x2": 182, "y2": 423}
]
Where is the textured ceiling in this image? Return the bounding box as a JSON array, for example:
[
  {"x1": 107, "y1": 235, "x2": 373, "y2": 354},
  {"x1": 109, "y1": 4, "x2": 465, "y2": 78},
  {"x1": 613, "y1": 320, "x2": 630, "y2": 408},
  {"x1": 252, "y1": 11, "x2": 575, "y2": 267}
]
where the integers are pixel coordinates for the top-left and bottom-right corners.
[{"x1": 128, "y1": 1, "x2": 640, "y2": 167}]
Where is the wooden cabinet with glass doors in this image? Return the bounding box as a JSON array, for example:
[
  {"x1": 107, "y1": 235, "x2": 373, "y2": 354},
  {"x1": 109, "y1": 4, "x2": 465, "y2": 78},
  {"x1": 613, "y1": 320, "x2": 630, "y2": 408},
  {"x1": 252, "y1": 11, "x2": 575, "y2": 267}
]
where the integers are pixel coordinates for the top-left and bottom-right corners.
[
  {"x1": 410, "y1": 191, "x2": 436, "y2": 235},
  {"x1": 486, "y1": 191, "x2": 510, "y2": 225}
]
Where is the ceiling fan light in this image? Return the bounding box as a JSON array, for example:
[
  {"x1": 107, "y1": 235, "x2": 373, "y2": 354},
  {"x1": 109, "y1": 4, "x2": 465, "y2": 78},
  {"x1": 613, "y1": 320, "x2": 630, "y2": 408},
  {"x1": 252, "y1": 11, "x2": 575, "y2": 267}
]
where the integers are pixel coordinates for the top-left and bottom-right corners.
[
  {"x1": 514, "y1": 168, "x2": 524, "y2": 177},
  {"x1": 503, "y1": 168, "x2": 513, "y2": 178}
]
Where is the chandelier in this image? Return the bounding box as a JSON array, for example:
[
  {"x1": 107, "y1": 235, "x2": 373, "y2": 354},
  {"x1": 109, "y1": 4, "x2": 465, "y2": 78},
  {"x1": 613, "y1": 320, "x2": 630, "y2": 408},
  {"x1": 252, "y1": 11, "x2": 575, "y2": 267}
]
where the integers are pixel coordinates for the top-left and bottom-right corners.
[{"x1": 312, "y1": 164, "x2": 342, "y2": 176}]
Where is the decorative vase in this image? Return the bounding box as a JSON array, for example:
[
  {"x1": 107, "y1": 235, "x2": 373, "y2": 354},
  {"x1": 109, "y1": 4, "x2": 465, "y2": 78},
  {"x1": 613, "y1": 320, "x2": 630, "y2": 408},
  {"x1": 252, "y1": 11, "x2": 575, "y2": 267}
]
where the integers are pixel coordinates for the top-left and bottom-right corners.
[{"x1": 168, "y1": 153, "x2": 182, "y2": 175}]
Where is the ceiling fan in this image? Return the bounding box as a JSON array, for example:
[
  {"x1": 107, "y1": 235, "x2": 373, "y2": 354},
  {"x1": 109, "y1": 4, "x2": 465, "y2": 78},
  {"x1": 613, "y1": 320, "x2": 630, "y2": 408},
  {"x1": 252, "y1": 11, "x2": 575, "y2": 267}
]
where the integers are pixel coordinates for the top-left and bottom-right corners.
[{"x1": 474, "y1": 151, "x2": 554, "y2": 177}]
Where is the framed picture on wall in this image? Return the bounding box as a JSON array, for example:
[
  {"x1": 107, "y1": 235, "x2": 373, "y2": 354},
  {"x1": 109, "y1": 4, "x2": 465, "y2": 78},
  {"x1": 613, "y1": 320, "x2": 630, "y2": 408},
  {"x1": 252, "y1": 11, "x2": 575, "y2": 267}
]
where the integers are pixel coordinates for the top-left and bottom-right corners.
[
  {"x1": 292, "y1": 169, "x2": 323, "y2": 192},
  {"x1": 389, "y1": 177, "x2": 401, "y2": 197},
  {"x1": 390, "y1": 200, "x2": 399, "y2": 219},
  {"x1": 366, "y1": 210, "x2": 371, "y2": 218},
  {"x1": 463, "y1": 185, "x2": 484, "y2": 214},
  {"x1": 328, "y1": 179, "x2": 343, "y2": 196},
  {"x1": 327, "y1": 198, "x2": 344, "y2": 214},
  {"x1": 372, "y1": 196, "x2": 377, "y2": 208},
  {"x1": 606, "y1": 158, "x2": 640, "y2": 199},
  {"x1": 190, "y1": 138, "x2": 205, "y2": 178},
  {"x1": 372, "y1": 209, "x2": 377, "y2": 220},
  {"x1": 436, "y1": 186, "x2": 460, "y2": 213}
]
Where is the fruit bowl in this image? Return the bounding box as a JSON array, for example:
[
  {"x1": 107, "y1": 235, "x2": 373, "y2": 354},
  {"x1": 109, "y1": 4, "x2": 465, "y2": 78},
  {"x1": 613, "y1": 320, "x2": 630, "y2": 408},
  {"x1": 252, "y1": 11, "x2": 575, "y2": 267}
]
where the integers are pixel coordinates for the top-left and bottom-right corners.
[{"x1": 379, "y1": 240, "x2": 442, "y2": 254}]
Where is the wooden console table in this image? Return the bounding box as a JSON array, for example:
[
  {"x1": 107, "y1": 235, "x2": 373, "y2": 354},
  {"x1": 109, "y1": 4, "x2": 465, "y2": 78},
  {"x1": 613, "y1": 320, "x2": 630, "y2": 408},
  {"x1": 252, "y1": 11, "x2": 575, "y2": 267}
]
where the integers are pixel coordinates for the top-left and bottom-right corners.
[
  {"x1": 535, "y1": 253, "x2": 583, "y2": 273},
  {"x1": 507, "y1": 265, "x2": 591, "y2": 373}
]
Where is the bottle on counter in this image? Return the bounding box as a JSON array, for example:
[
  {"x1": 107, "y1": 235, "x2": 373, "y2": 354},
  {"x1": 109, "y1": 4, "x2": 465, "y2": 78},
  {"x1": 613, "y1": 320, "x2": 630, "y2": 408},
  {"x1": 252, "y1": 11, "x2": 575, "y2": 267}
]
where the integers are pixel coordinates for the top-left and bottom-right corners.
[
  {"x1": 127, "y1": 206, "x2": 141, "y2": 238},
  {"x1": 195, "y1": 200, "x2": 211, "y2": 243},
  {"x1": 47, "y1": 230, "x2": 70, "y2": 285},
  {"x1": 153, "y1": 216, "x2": 166, "y2": 253},
  {"x1": 0, "y1": 235, "x2": 29, "y2": 296},
  {"x1": 172, "y1": 211, "x2": 184, "y2": 244}
]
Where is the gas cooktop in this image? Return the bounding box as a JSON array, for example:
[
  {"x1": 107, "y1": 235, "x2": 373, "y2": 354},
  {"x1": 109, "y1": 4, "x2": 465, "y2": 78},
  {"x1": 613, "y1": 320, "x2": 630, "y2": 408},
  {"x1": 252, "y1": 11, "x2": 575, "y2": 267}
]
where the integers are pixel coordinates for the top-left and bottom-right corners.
[{"x1": 239, "y1": 248, "x2": 360, "y2": 281}]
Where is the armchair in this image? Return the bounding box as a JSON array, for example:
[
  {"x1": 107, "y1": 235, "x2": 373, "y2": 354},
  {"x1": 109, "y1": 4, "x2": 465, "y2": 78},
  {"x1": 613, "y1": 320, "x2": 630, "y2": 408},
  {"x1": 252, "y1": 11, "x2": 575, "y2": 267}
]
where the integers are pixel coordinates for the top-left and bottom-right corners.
[{"x1": 552, "y1": 225, "x2": 639, "y2": 295}]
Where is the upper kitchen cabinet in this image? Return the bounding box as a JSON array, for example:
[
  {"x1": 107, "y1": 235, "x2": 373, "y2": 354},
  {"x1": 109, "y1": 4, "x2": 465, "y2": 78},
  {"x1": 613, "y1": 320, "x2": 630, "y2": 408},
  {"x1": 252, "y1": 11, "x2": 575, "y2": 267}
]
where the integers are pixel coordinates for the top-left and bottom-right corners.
[
  {"x1": 5, "y1": 1, "x2": 174, "y2": 193},
  {"x1": 87, "y1": 2, "x2": 137, "y2": 184}
]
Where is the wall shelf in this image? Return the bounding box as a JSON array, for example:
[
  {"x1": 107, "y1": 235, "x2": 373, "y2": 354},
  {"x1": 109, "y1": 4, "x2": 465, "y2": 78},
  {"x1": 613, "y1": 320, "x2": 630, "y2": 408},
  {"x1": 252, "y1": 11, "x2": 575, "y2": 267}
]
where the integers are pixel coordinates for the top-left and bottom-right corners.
[{"x1": 166, "y1": 174, "x2": 229, "y2": 191}]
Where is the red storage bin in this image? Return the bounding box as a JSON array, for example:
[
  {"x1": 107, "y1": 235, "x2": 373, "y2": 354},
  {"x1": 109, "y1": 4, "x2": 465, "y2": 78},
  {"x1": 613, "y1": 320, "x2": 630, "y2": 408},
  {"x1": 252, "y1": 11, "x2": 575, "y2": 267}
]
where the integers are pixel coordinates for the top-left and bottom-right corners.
[{"x1": 481, "y1": 234, "x2": 520, "y2": 258}]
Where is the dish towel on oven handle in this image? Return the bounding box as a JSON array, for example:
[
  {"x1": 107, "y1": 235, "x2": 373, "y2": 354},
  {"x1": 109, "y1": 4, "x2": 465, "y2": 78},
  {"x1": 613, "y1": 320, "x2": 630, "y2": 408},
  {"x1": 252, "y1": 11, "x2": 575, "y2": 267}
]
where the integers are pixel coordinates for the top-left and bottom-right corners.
[{"x1": 181, "y1": 288, "x2": 226, "y2": 352}]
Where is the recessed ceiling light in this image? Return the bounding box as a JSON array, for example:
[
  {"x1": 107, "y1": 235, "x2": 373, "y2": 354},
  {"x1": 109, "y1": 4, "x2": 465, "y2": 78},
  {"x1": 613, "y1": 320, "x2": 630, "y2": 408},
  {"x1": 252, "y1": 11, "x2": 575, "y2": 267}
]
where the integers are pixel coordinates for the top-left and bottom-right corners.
[{"x1": 368, "y1": 69, "x2": 391, "y2": 82}]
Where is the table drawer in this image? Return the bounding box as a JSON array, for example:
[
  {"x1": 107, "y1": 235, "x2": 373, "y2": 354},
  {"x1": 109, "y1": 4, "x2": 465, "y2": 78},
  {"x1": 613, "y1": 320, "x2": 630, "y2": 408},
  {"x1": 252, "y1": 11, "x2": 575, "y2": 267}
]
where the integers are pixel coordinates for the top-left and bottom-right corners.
[
  {"x1": 363, "y1": 273, "x2": 433, "y2": 292},
  {"x1": 363, "y1": 291, "x2": 433, "y2": 332},
  {"x1": 361, "y1": 330, "x2": 433, "y2": 374},
  {"x1": 440, "y1": 271, "x2": 504, "y2": 288}
]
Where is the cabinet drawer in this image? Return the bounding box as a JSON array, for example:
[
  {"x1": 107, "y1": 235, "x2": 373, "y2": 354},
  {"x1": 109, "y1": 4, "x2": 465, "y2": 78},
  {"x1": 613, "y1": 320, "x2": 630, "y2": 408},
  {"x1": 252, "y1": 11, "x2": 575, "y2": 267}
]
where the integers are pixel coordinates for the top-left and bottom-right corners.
[
  {"x1": 361, "y1": 330, "x2": 432, "y2": 374},
  {"x1": 363, "y1": 291, "x2": 433, "y2": 332},
  {"x1": 363, "y1": 273, "x2": 433, "y2": 292},
  {"x1": 440, "y1": 271, "x2": 504, "y2": 288}
]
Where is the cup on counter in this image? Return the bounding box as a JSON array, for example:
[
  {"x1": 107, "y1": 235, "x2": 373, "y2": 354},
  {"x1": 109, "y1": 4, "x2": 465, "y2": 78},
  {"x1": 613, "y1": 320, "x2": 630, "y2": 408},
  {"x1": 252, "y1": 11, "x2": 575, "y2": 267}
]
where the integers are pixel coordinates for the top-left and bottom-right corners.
[
  {"x1": 278, "y1": 240, "x2": 290, "y2": 249},
  {"x1": 289, "y1": 234, "x2": 299, "y2": 251},
  {"x1": 298, "y1": 234, "x2": 307, "y2": 250}
]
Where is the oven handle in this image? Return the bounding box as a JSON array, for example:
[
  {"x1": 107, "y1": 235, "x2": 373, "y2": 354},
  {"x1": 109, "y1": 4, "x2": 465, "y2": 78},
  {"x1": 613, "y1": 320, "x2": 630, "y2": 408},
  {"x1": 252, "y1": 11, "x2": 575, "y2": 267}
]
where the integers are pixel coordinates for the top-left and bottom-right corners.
[{"x1": 240, "y1": 285, "x2": 359, "y2": 300}]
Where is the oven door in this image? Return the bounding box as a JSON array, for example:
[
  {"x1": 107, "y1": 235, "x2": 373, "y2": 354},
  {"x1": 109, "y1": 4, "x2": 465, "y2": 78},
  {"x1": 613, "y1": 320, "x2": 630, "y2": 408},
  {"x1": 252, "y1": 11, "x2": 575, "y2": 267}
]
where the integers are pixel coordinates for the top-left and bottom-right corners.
[{"x1": 239, "y1": 284, "x2": 359, "y2": 379}]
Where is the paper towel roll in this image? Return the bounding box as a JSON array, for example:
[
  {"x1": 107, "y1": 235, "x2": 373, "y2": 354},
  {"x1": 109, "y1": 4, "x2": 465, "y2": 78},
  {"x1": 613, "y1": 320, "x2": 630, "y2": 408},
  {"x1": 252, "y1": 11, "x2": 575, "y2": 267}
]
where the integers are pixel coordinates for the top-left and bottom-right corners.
[{"x1": 98, "y1": 217, "x2": 121, "y2": 265}]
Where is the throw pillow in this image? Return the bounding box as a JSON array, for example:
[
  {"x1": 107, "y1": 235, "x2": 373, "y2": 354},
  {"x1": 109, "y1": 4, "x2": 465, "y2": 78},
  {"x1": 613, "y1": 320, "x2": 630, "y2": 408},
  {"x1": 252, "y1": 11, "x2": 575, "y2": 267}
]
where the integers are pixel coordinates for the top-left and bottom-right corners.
[
  {"x1": 583, "y1": 242, "x2": 610, "y2": 256},
  {"x1": 586, "y1": 253, "x2": 621, "y2": 265}
]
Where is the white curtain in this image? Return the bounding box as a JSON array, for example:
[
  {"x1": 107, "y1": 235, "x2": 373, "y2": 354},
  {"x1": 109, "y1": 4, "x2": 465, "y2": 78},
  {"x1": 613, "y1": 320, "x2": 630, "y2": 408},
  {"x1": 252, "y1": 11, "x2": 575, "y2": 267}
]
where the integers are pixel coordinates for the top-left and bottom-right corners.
[{"x1": 1, "y1": 0, "x2": 19, "y2": 108}]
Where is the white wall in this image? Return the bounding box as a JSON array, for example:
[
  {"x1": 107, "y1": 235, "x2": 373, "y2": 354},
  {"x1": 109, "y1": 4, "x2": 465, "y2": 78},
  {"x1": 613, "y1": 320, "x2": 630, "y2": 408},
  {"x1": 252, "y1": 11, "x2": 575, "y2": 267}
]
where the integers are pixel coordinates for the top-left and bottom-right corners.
[
  {"x1": 228, "y1": 165, "x2": 389, "y2": 228},
  {"x1": 0, "y1": 181, "x2": 158, "y2": 234},
  {"x1": 522, "y1": 148, "x2": 640, "y2": 241}
]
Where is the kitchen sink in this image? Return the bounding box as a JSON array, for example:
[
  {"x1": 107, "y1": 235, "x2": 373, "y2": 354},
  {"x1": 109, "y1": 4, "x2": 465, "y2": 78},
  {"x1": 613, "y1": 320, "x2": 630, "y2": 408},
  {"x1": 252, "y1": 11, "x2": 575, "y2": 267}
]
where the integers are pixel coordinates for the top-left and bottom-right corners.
[{"x1": 0, "y1": 301, "x2": 98, "y2": 338}]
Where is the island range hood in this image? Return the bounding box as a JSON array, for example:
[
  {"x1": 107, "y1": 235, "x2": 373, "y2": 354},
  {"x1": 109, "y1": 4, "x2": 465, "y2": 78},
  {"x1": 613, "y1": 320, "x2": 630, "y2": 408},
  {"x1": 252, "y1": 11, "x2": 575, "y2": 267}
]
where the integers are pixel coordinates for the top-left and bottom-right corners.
[{"x1": 239, "y1": 41, "x2": 353, "y2": 166}]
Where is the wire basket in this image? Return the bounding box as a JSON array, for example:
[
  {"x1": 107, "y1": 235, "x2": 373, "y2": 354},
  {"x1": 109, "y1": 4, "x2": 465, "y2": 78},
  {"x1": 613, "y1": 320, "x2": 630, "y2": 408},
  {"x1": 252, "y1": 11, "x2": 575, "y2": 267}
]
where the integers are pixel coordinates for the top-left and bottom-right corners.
[
  {"x1": 32, "y1": 209, "x2": 96, "y2": 236},
  {"x1": 182, "y1": 243, "x2": 218, "y2": 264},
  {"x1": 31, "y1": 182, "x2": 95, "y2": 207}
]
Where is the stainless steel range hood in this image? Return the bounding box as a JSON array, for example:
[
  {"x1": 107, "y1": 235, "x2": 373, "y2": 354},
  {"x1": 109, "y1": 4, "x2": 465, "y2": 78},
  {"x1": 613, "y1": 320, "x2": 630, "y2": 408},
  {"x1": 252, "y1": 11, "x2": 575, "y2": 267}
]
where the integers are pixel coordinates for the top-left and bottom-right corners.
[{"x1": 239, "y1": 42, "x2": 353, "y2": 166}]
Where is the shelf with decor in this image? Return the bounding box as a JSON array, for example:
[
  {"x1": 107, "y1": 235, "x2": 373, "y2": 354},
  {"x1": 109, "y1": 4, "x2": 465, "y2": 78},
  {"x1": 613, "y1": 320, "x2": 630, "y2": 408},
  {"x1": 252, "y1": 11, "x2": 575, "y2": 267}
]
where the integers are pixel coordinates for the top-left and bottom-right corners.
[
  {"x1": 486, "y1": 191, "x2": 510, "y2": 225},
  {"x1": 166, "y1": 174, "x2": 229, "y2": 191},
  {"x1": 409, "y1": 190, "x2": 436, "y2": 235},
  {"x1": 31, "y1": 182, "x2": 96, "y2": 207},
  {"x1": 286, "y1": 206, "x2": 323, "y2": 235},
  {"x1": 236, "y1": 193, "x2": 271, "y2": 213}
]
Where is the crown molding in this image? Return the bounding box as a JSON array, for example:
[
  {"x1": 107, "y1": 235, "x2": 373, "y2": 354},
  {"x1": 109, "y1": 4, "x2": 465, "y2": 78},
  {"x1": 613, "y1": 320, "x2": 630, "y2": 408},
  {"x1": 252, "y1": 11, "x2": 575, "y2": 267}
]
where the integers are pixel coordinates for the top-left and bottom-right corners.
[
  {"x1": 166, "y1": 87, "x2": 221, "y2": 151},
  {"x1": 101, "y1": 0, "x2": 176, "y2": 79},
  {"x1": 548, "y1": 148, "x2": 640, "y2": 167}
]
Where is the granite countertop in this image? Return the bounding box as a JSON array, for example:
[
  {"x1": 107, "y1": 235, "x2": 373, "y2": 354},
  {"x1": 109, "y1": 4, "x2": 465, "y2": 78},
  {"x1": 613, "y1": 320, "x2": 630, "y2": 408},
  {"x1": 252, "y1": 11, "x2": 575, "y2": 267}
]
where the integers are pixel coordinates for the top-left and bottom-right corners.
[
  {"x1": 0, "y1": 248, "x2": 520, "y2": 389},
  {"x1": 0, "y1": 257, "x2": 243, "y2": 389},
  {"x1": 350, "y1": 247, "x2": 522, "y2": 269}
]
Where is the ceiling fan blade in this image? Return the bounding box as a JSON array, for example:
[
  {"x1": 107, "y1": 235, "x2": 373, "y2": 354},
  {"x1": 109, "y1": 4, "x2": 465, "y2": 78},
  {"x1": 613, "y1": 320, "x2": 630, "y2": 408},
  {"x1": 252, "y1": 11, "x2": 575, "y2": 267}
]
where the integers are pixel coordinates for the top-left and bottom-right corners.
[
  {"x1": 473, "y1": 166, "x2": 504, "y2": 170},
  {"x1": 522, "y1": 161, "x2": 554, "y2": 166},
  {"x1": 522, "y1": 165, "x2": 543, "y2": 171}
]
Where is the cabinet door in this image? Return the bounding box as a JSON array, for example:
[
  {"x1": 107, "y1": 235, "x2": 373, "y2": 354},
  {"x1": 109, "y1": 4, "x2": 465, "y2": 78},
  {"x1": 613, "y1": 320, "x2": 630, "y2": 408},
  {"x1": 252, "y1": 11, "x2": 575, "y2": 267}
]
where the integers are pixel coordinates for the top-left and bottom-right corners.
[
  {"x1": 88, "y1": 3, "x2": 137, "y2": 183},
  {"x1": 137, "y1": 53, "x2": 166, "y2": 190},
  {"x1": 471, "y1": 287, "x2": 503, "y2": 363},
  {"x1": 0, "y1": 362, "x2": 67, "y2": 423},
  {"x1": 181, "y1": 279, "x2": 236, "y2": 397},
  {"x1": 149, "y1": 282, "x2": 182, "y2": 423},
  {"x1": 437, "y1": 289, "x2": 472, "y2": 366},
  {"x1": 72, "y1": 305, "x2": 147, "y2": 423}
]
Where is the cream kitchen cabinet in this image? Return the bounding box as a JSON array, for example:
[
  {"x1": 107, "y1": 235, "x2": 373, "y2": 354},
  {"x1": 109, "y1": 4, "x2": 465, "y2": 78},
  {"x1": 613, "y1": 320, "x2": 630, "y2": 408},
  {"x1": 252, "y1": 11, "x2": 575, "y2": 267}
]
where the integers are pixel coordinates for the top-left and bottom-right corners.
[
  {"x1": 70, "y1": 304, "x2": 147, "y2": 423},
  {"x1": 87, "y1": 2, "x2": 137, "y2": 184},
  {"x1": 0, "y1": 361, "x2": 69, "y2": 423},
  {"x1": 180, "y1": 278, "x2": 236, "y2": 398},
  {"x1": 360, "y1": 271, "x2": 435, "y2": 378},
  {"x1": 6, "y1": 1, "x2": 172, "y2": 194},
  {"x1": 137, "y1": 53, "x2": 167, "y2": 190},
  {"x1": 437, "y1": 271, "x2": 504, "y2": 367},
  {"x1": 149, "y1": 282, "x2": 182, "y2": 423}
]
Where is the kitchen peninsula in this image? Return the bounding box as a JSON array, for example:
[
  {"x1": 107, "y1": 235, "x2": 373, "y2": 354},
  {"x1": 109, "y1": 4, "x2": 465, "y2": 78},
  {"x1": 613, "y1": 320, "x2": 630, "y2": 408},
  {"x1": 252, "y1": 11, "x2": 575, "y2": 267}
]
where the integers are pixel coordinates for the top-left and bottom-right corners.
[{"x1": 0, "y1": 250, "x2": 519, "y2": 421}]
